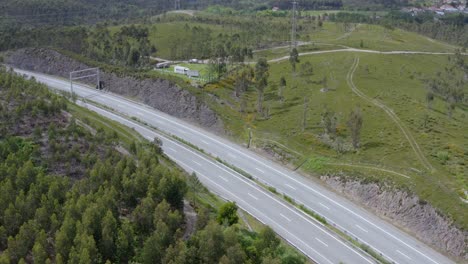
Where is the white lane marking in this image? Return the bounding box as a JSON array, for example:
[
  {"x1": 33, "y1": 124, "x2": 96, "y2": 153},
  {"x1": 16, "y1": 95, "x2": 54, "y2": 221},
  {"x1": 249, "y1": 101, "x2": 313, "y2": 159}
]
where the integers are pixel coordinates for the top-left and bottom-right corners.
[
  {"x1": 285, "y1": 184, "x2": 296, "y2": 190},
  {"x1": 201, "y1": 140, "x2": 209, "y2": 145},
  {"x1": 144, "y1": 136, "x2": 153, "y2": 140},
  {"x1": 280, "y1": 213, "x2": 292, "y2": 222},
  {"x1": 166, "y1": 147, "x2": 177, "y2": 153},
  {"x1": 397, "y1": 250, "x2": 412, "y2": 260},
  {"x1": 62, "y1": 102, "x2": 364, "y2": 264},
  {"x1": 191, "y1": 169, "x2": 334, "y2": 264},
  {"x1": 332, "y1": 221, "x2": 400, "y2": 264},
  {"x1": 101, "y1": 94, "x2": 437, "y2": 263},
  {"x1": 30, "y1": 71, "x2": 382, "y2": 264},
  {"x1": 248, "y1": 193, "x2": 259, "y2": 200},
  {"x1": 64, "y1": 83, "x2": 408, "y2": 263},
  {"x1": 315, "y1": 238, "x2": 329, "y2": 247},
  {"x1": 177, "y1": 128, "x2": 188, "y2": 134},
  {"x1": 193, "y1": 161, "x2": 202, "y2": 167},
  {"x1": 319, "y1": 202, "x2": 330, "y2": 210},
  {"x1": 169, "y1": 156, "x2": 229, "y2": 183},
  {"x1": 255, "y1": 168, "x2": 265, "y2": 174},
  {"x1": 68, "y1": 84, "x2": 374, "y2": 264},
  {"x1": 356, "y1": 224, "x2": 369, "y2": 233}
]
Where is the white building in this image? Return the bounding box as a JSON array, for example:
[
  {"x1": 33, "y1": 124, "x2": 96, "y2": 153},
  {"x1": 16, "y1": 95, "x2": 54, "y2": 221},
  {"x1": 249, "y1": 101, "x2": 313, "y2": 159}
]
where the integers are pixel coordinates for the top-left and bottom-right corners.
[{"x1": 174, "y1": 66, "x2": 189, "y2": 75}]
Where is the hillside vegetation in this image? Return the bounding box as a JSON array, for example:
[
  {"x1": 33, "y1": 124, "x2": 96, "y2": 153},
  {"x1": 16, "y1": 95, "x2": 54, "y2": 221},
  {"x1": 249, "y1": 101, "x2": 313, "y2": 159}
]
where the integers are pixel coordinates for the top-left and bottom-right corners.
[
  {"x1": 204, "y1": 49, "x2": 468, "y2": 229},
  {"x1": 1, "y1": 6, "x2": 466, "y2": 260},
  {"x1": 0, "y1": 67, "x2": 305, "y2": 264}
]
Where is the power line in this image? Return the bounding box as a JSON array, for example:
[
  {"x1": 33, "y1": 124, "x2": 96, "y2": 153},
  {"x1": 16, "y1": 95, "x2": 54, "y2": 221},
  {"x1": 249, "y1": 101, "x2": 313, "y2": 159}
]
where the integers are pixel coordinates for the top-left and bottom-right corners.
[{"x1": 290, "y1": 1, "x2": 298, "y2": 51}]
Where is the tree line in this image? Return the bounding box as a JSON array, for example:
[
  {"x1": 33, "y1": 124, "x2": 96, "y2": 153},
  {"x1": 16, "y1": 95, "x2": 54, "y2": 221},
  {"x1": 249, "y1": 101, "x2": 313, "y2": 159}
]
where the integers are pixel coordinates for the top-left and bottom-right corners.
[
  {"x1": 424, "y1": 51, "x2": 467, "y2": 118},
  {"x1": 329, "y1": 11, "x2": 468, "y2": 47},
  {"x1": 0, "y1": 67, "x2": 305, "y2": 264}
]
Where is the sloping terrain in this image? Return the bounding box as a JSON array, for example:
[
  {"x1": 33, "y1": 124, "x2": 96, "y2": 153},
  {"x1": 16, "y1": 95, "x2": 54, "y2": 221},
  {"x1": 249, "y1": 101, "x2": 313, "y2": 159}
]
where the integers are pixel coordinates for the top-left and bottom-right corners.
[
  {"x1": 5, "y1": 48, "x2": 224, "y2": 132},
  {"x1": 0, "y1": 67, "x2": 305, "y2": 264}
]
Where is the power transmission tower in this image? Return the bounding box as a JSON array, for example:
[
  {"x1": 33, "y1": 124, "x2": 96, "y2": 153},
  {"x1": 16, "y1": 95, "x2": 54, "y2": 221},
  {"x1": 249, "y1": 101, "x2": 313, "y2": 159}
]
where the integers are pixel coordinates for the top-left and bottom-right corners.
[
  {"x1": 290, "y1": 1, "x2": 298, "y2": 51},
  {"x1": 174, "y1": 0, "x2": 181, "y2": 10}
]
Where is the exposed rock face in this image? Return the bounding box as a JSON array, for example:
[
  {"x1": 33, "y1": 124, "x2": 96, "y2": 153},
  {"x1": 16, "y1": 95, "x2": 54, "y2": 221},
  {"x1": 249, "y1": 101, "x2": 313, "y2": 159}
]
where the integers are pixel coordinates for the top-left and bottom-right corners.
[
  {"x1": 6, "y1": 47, "x2": 467, "y2": 261},
  {"x1": 321, "y1": 175, "x2": 467, "y2": 260},
  {"x1": 5, "y1": 48, "x2": 223, "y2": 132}
]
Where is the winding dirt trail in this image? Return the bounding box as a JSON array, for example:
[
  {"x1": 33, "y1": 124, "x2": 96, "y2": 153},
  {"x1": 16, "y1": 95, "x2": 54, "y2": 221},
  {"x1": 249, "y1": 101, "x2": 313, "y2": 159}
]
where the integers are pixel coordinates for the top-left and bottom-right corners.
[
  {"x1": 346, "y1": 57, "x2": 434, "y2": 172},
  {"x1": 268, "y1": 48, "x2": 466, "y2": 63}
]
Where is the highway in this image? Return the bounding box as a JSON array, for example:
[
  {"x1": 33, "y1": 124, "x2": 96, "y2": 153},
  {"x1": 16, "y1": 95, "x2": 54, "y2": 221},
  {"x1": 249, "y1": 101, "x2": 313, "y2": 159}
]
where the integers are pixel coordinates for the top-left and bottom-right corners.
[
  {"x1": 14, "y1": 68, "x2": 454, "y2": 264},
  {"x1": 78, "y1": 101, "x2": 374, "y2": 264}
]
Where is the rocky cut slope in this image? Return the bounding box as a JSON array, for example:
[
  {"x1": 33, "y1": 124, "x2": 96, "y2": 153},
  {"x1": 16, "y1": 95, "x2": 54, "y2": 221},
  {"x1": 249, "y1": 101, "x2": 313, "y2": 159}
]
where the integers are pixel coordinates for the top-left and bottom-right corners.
[
  {"x1": 5, "y1": 48, "x2": 224, "y2": 132},
  {"x1": 321, "y1": 175, "x2": 467, "y2": 260}
]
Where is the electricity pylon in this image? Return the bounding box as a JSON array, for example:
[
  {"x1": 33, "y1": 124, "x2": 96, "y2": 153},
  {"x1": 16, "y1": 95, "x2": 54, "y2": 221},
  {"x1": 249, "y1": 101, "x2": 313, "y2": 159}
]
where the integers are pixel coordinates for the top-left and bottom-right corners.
[{"x1": 290, "y1": 1, "x2": 298, "y2": 51}]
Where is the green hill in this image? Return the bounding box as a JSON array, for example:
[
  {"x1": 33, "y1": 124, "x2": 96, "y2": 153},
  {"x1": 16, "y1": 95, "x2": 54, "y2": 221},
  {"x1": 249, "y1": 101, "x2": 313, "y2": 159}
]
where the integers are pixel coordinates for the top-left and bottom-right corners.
[
  {"x1": 0, "y1": 67, "x2": 305, "y2": 264},
  {"x1": 204, "y1": 50, "x2": 468, "y2": 230}
]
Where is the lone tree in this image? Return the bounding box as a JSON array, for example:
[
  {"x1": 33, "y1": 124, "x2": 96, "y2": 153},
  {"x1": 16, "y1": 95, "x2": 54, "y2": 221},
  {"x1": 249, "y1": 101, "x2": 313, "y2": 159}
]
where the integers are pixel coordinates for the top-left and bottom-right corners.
[
  {"x1": 278, "y1": 76, "x2": 287, "y2": 102},
  {"x1": 217, "y1": 202, "x2": 239, "y2": 226},
  {"x1": 424, "y1": 78, "x2": 438, "y2": 109},
  {"x1": 235, "y1": 67, "x2": 254, "y2": 98},
  {"x1": 255, "y1": 58, "x2": 270, "y2": 115},
  {"x1": 321, "y1": 106, "x2": 338, "y2": 138},
  {"x1": 302, "y1": 97, "x2": 309, "y2": 132},
  {"x1": 347, "y1": 107, "x2": 363, "y2": 149},
  {"x1": 289, "y1": 48, "x2": 299, "y2": 73}
]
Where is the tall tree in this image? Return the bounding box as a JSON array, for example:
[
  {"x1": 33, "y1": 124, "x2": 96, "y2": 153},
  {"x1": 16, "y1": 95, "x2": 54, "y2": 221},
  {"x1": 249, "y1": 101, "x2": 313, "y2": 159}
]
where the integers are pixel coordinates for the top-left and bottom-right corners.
[
  {"x1": 289, "y1": 48, "x2": 300, "y2": 73},
  {"x1": 100, "y1": 210, "x2": 117, "y2": 262},
  {"x1": 321, "y1": 106, "x2": 338, "y2": 138},
  {"x1": 302, "y1": 97, "x2": 309, "y2": 132},
  {"x1": 235, "y1": 67, "x2": 253, "y2": 98},
  {"x1": 347, "y1": 107, "x2": 363, "y2": 149},
  {"x1": 255, "y1": 58, "x2": 270, "y2": 115},
  {"x1": 217, "y1": 202, "x2": 239, "y2": 226},
  {"x1": 278, "y1": 76, "x2": 287, "y2": 103}
]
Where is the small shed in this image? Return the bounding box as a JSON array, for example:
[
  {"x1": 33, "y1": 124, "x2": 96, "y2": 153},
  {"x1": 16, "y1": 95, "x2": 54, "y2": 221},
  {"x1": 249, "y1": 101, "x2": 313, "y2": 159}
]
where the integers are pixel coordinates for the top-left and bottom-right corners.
[{"x1": 174, "y1": 66, "x2": 189, "y2": 75}]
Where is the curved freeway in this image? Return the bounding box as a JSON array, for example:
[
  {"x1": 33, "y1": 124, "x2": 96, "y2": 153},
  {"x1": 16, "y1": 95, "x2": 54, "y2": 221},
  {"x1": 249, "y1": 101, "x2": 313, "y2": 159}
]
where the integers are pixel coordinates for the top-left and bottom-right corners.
[
  {"x1": 14, "y1": 68, "x2": 455, "y2": 264},
  {"x1": 81, "y1": 101, "x2": 374, "y2": 264}
]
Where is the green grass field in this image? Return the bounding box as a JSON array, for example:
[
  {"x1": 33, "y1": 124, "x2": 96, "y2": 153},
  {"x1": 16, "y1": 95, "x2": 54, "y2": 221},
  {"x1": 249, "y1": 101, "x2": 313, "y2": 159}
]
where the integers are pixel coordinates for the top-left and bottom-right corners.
[
  {"x1": 203, "y1": 51, "x2": 468, "y2": 229},
  {"x1": 146, "y1": 19, "x2": 457, "y2": 61},
  {"x1": 109, "y1": 14, "x2": 466, "y2": 228}
]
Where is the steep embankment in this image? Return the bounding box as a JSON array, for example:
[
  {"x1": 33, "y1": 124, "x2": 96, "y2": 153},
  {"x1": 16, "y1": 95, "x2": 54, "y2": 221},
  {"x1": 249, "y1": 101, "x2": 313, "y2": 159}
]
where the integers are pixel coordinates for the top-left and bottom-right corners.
[
  {"x1": 5, "y1": 48, "x2": 223, "y2": 132},
  {"x1": 321, "y1": 175, "x2": 467, "y2": 260}
]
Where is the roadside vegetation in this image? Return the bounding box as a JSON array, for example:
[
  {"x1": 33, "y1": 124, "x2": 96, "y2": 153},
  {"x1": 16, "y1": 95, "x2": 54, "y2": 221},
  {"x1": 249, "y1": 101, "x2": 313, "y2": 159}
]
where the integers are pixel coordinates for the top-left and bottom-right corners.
[
  {"x1": 1, "y1": 0, "x2": 467, "y2": 259},
  {"x1": 204, "y1": 49, "x2": 467, "y2": 229},
  {"x1": 2, "y1": 7, "x2": 465, "y2": 230},
  {"x1": 0, "y1": 67, "x2": 305, "y2": 264}
]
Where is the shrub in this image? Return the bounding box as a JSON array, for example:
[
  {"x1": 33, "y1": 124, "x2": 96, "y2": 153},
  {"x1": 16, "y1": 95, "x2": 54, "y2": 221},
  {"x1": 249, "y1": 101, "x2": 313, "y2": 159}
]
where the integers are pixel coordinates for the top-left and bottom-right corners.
[{"x1": 437, "y1": 151, "x2": 449, "y2": 164}]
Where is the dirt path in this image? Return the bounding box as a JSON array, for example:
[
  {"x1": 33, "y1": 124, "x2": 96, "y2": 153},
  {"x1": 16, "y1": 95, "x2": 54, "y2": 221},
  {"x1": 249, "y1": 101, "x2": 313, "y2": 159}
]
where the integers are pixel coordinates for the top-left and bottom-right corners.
[
  {"x1": 335, "y1": 23, "x2": 362, "y2": 41},
  {"x1": 182, "y1": 199, "x2": 197, "y2": 240},
  {"x1": 168, "y1": 10, "x2": 196, "y2": 16},
  {"x1": 326, "y1": 163, "x2": 411, "y2": 179},
  {"x1": 346, "y1": 57, "x2": 434, "y2": 172},
  {"x1": 268, "y1": 48, "x2": 466, "y2": 63}
]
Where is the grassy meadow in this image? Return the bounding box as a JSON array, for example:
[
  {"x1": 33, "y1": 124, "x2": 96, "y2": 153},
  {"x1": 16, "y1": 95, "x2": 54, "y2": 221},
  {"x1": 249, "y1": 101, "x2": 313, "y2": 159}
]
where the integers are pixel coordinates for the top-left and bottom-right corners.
[
  {"x1": 204, "y1": 51, "x2": 468, "y2": 229},
  {"x1": 106, "y1": 14, "x2": 466, "y2": 229}
]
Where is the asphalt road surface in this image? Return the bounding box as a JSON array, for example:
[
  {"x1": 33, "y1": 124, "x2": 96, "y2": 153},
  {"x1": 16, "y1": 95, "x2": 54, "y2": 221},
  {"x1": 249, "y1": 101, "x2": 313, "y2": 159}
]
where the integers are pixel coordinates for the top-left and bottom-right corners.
[
  {"x1": 79, "y1": 101, "x2": 374, "y2": 264},
  {"x1": 14, "y1": 68, "x2": 454, "y2": 264}
]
